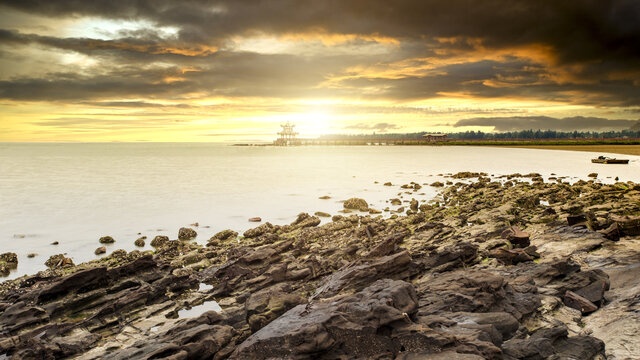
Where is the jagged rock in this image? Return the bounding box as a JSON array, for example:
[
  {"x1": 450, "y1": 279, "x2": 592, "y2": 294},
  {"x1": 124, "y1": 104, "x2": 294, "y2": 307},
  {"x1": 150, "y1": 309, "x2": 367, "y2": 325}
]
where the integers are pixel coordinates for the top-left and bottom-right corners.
[
  {"x1": 0, "y1": 252, "x2": 18, "y2": 276},
  {"x1": 99, "y1": 236, "x2": 115, "y2": 244},
  {"x1": 134, "y1": 237, "x2": 145, "y2": 247},
  {"x1": 45, "y1": 254, "x2": 74, "y2": 268},
  {"x1": 211, "y1": 229, "x2": 238, "y2": 242},
  {"x1": 503, "y1": 326, "x2": 605, "y2": 359},
  {"x1": 365, "y1": 231, "x2": 410, "y2": 257},
  {"x1": 343, "y1": 197, "x2": 368, "y2": 211},
  {"x1": 599, "y1": 222, "x2": 620, "y2": 240},
  {"x1": 243, "y1": 222, "x2": 275, "y2": 238},
  {"x1": 501, "y1": 226, "x2": 531, "y2": 248},
  {"x1": 178, "y1": 227, "x2": 197, "y2": 240},
  {"x1": 232, "y1": 279, "x2": 457, "y2": 359},
  {"x1": 564, "y1": 290, "x2": 598, "y2": 314},
  {"x1": 430, "y1": 181, "x2": 444, "y2": 187},
  {"x1": 150, "y1": 235, "x2": 169, "y2": 247},
  {"x1": 314, "y1": 251, "x2": 413, "y2": 299},
  {"x1": 609, "y1": 214, "x2": 640, "y2": 235},
  {"x1": 245, "y1": 283, "x2": 305, "y2": 332},
  {"x1": 488, "y1": 248, "x2": 534, "y2": 265},
  {"x1": 410, "y1": 199, "x2": 419, "y2": 211},
  {"x1": 291, "y1": 213, "x2": 321, "y2": 228},
  {"x1": 567, "y1": 214, "x2": 587, "y2": 226}
]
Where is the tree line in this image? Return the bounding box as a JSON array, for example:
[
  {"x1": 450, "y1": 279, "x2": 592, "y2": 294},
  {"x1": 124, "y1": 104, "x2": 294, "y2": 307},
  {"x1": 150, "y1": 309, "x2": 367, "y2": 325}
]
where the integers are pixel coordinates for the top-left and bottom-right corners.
[{"x1": 319, "y1": 129, "x2": 640, "y2": 140}]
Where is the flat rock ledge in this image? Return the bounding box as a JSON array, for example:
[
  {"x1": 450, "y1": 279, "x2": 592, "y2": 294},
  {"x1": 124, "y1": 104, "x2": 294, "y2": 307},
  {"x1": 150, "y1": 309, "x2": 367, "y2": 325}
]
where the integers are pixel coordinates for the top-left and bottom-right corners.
[{"x1": 1, "y1": 174, "x2": 639, "y2": 359}]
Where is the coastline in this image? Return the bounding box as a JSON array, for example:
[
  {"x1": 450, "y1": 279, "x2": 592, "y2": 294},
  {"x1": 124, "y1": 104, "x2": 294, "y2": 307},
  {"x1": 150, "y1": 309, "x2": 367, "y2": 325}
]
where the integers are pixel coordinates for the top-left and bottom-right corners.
[
  {"x1": 1, "y1": 173, "x2": 639, "y2": 358},
  {"x1": 495, "y1": 144, "x2": 640, "y2": 156}
]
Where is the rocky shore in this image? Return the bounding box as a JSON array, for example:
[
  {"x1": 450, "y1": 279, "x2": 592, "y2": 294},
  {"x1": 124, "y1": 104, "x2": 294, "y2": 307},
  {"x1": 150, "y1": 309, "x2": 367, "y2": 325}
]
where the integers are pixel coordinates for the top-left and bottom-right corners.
[{"x1": 1, "y1": 173, "x2": 639, "y2": 359}]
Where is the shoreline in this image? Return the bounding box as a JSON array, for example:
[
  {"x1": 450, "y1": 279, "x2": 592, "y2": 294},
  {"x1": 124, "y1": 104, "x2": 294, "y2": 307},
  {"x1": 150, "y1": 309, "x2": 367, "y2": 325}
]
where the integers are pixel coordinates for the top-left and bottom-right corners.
[
  {"x1": 495, "y1": 144, "x2": 640, "y2": 156},
  {"x1": 1, "y1": 173, "x2": 639, "y2": 358}
]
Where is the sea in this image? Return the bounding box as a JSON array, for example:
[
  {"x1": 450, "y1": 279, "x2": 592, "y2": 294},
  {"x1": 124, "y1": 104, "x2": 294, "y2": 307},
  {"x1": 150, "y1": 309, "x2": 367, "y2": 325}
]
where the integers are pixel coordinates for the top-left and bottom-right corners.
[{"x1": 1, "y1": 143, "x2": 639, "y2": 279}]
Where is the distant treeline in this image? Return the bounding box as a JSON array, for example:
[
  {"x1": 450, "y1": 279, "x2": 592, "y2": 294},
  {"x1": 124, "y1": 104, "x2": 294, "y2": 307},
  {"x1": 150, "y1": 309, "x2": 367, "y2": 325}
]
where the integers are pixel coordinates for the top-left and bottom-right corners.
[{"x1": 319, "y1": 129, "x2": 640, "y2": 140}]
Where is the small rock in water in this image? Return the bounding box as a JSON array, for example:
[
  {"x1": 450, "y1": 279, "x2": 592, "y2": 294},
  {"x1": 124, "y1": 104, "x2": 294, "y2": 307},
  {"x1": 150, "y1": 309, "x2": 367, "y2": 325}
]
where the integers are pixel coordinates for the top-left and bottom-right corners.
[
  {"x1": 51, "y1": 241, "x2": 59, "y2": 245},
  {"x1": 343, "y1": 198, "x2": 368, "y2": 211},
  {"x1": 318, "y1": 195, "x2": 331, "y2": 200},
  {"x1": 178, "y1": 227, "x2": 197, "y2": 240},
  {"x1": 314, "y1": 211, "x2": 331, "y2": 217},
  {"x1": 211, "y1": 229, "x2": 238, "y2": 241},
  {"x1": 99, "y1": 236, "x2": 115, "y2": 244},
  {"x1": 27, "y1": 253, "x2": 37, "y2": 258},
  {"x1": 134, "y1": 237, "x2": 145, "y2": 247},
  {"x1": 95, "y1": 247, "x2": 106, "y2": 255},
  {"x1": 13, "y1": 234, "x2": 25, "y2": 238},
  {"x1": 588, "y1": 173, "x2": 598, "y2": 178},
  {"x1": 190, "y1": 222, "x2": 199, "y2": 227},
  {"x1": 248, "y1": 217, "x2": 262, "y2": 222},
  {"x1": 383, "y1": 182, "x2": 392, "y2": 186},
  {"x1": 0, "y1": 252, "x2": 18, "y2": 275}
]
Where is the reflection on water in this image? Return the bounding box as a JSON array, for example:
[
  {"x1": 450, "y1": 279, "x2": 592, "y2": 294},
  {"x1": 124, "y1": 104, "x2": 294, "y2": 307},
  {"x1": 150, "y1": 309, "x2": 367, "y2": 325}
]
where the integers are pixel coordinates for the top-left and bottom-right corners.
[
  {"x1": 177, "y1": 300, "x2": 222, "y2": 318},
  {"x1": 1, "y1": 143, "x2": 639, "y2": 279}
]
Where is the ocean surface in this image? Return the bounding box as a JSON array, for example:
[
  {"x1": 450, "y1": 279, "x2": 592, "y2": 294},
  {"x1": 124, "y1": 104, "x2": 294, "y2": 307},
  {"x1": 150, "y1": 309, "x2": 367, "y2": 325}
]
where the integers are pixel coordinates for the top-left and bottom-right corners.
[{"x1": 1, "y1": 143, "x2": 640, "y2": 279}]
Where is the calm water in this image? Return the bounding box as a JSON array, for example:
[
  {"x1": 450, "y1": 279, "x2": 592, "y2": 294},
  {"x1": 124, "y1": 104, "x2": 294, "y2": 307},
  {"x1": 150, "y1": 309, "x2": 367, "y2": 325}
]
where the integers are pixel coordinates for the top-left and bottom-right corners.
[{"x1": 1, "y1": 143, "x2": 639, "y2": 279}]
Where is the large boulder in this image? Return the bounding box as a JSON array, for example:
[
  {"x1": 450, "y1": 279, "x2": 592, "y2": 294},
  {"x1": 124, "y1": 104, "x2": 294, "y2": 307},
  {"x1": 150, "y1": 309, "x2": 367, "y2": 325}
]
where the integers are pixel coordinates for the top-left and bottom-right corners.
[{"x1": 178, "y1": 227, "x2": 197, "y2": 240}]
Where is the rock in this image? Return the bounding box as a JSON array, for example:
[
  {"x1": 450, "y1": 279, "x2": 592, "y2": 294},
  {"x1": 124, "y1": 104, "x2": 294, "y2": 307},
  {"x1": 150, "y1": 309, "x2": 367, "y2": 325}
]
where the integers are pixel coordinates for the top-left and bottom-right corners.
[
  {"x1": 365, "y1": 231, "x2": 410, "y2": 258},
  {"x1": 233, "y1": 279, "x2": 454, "y2": 359},
  {"x1": 0, "y1": 252, "x2": 18, "y2": 276},
  {"x1": 488, "y1": 248, "x2": 534, "y2": 265},
  {"x1": 430, "y1": 181, "x2": 444, "y2": 187},
  {"x1": 599, "y1": 222, "x2": 620, "y2": 240},
  {"x1": 211, "y1": 229, "x2": 238, "y2": 241},
  {"x1": 574, "y1": 279, "x2": 607, "y2": 306},
  {"x1": 609, "y1": 214, "x2": 640, "y2": 235},
  {"x1": 291, "y1": 213, "x2": 321, "y2": 228},
  {"x1": 94, "y1": 246, "x2": 106, "y2": 255},
  {"x1": 248, "y1": 217, "x2": 262, "y2": 222},
  {"x1": 27, "y1": 253, "x2": 37, "y2": 258},
  {"x1": 45, "y1": 254, "x2": 74, "y2": 268},
  {"x1": 313, "y1": 251, "x2": 413, "y2": 299},
  {"x1": 384, "y1": 182, "x2": 392, "y2": 186},
  {"x1": 368, "y1": 208, "x2": 382, "y2": 214},
  {"x1": 390, "y1": 198, "x2": 402, "y2": 205},
  {"x1": 178, "y1": 227, "x2": 197, "y2": 240},
  {"x1": 134, "y1": 237, "x2": 145, "y2": 247},
  {"x1": 343, "y1": 197, "x2": 368, "y2": 211},
  {"x1": 245, "y1": 283, "x2": 305, "y2": 332},
  {"x1": 588, "y1": 172, "x2": 598, "y2": 178},
  {"x1": 314, "y1": 211, "x2": 331, "y2": 217},
  {"x1": 567, "y1": 214, "x2": 587, "y2": 226},
  {"x1": 564, "y1": 290, "x2": 598, "y2": 314},
  {"x1": 318, "y1": 195, "x2": 331, "y2": 199},
  {"x1": 150, "y1": 235, "x2": 169, "y2": 247},
  {"x1": 99, "y1": 236, "x2": 115, "y2": 244},
  {"x1": 243, "y1": 222, "x2": 274, "y2": 238},
  {"x1": 51, "y1": 241, "x2": 59, "y2": 245},
  {"x1": 410, "y1": 199, "x2": 419, "y2": 211},
  {"x1": 500, "y1": 226, "x2": 530, "y2": 248}
]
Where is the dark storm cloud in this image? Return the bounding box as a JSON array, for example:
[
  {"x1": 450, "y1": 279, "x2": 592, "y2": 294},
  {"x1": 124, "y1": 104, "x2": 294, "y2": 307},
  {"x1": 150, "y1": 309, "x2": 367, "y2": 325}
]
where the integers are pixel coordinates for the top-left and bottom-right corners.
[
  {"x1": 0, "y1": 0, "x2": 639, "y2": 107},
  {"x1": 453, "y1": 116, "x2": 639, "y2": 131},
  {"x1": 2, "y1": 0, "x2": 639, "y2": 65}
]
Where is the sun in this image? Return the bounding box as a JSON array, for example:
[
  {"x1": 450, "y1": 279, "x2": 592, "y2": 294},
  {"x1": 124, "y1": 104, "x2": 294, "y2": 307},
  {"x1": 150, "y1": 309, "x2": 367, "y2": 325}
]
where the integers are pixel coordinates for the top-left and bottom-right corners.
[{"x1": 297, "y1": 112, "x2": 333, "y2": 137}]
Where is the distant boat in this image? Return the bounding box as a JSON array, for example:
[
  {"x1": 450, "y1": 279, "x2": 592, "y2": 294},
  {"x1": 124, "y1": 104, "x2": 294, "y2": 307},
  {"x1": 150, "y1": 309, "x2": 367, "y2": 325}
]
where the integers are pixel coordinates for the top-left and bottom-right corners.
[{"x1": 591, "y1": 156, "x2": 629, "y2": 164}]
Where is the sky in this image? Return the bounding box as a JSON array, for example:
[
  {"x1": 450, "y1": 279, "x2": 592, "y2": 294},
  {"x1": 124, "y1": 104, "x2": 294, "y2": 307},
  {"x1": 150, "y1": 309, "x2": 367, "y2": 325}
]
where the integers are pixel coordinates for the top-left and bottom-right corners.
[{"x1": 1, "y1": 0, "x2": 639, "y2": 142}]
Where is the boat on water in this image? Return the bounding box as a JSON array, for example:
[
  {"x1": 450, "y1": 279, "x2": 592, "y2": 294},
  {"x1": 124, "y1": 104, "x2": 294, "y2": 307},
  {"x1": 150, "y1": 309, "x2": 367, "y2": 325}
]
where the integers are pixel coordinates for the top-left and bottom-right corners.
[{"x1": 591, "y1": 156, "x2": 629, "y2": 164}]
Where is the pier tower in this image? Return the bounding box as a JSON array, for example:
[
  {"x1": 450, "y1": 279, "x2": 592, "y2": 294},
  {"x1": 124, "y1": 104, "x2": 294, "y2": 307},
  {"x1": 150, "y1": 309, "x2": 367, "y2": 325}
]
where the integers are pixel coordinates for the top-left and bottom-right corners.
[{"x1": 275, "y1": 121, "x2": 299, "y2": 145}]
